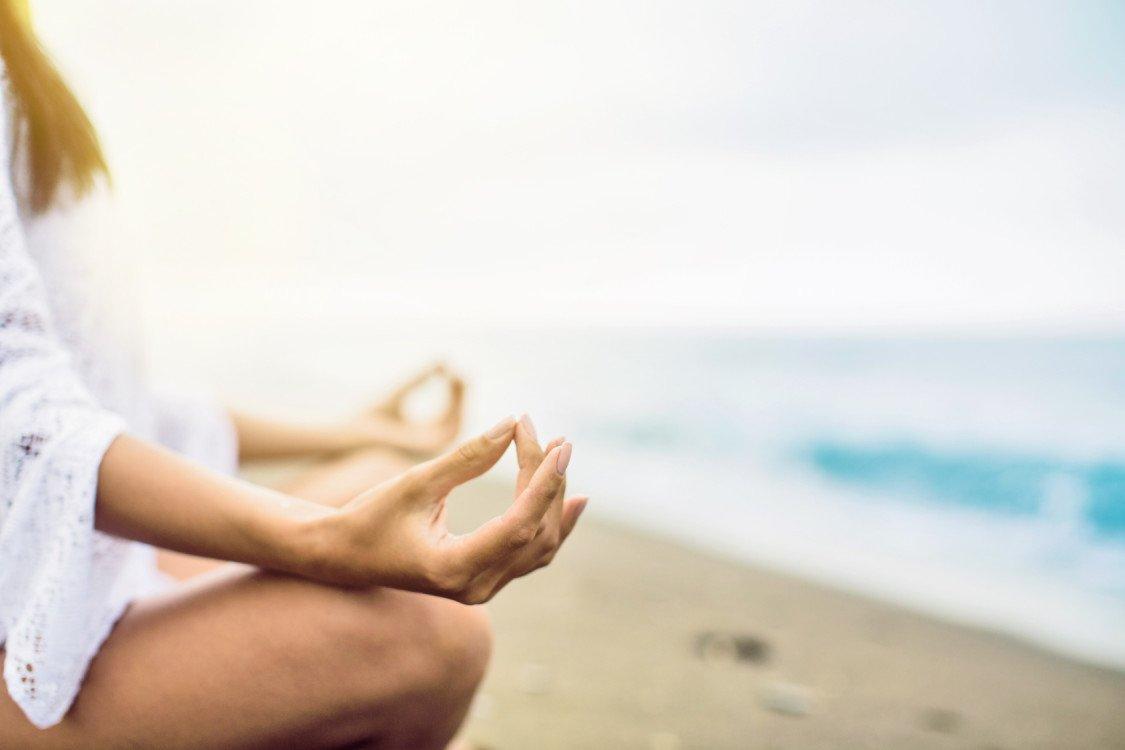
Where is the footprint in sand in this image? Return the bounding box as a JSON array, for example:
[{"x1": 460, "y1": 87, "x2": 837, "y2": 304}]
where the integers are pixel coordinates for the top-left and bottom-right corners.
[{"x1": 693, "y1": 630, "x2": 771, "y2": 665}]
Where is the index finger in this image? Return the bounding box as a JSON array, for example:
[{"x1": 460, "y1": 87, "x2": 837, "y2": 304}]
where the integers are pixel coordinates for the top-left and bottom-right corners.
[{"x1": 515, "y1": 414, "x2": 544, "y2": 494}]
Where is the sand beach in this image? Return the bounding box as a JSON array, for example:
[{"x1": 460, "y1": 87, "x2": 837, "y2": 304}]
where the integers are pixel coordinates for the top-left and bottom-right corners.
[{"x1": 445, "y1": 481, "x2": 1125, "y2": 750}]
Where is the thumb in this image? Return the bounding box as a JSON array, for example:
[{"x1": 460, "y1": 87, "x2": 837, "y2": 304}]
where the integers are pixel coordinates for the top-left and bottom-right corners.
[
  {"x1": 514, "y1": 414, "x2": 545, "y2": 493},
  {"x1": 417, "y1": 415, "x2": 515, "y2": 494}
]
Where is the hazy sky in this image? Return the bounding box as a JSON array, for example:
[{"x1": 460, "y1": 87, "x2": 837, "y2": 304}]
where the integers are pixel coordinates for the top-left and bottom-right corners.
[{"x1": 39, "y1": 0, "x2": 1125, "y2": 330}]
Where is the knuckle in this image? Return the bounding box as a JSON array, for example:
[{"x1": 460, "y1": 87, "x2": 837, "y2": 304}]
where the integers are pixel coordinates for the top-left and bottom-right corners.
[
  {"x1": 428, "y1": 560, "x2": 471, "y2": 597},
  {"x1": 457, "y1": 439, "x2": 482, "y2": 463},
  {"x1": 399, "y1": 465, "x2": 427, "y2": 493},
  {"x1": 531, "y1": 484, "x2": 555, "y2": 506},
  {"x1": 509, "y1": 522, "x2": 537, "y2": 548},
  {"x1": 516, "y1": 451, "x2": 541, "y2": 470},
  {"x1": 457, "y1": 583, "x2": 492, "y2": 606},
  {"x1": 519, "y1": 442, "x2": 545, "y2": 463},
  {"x1": 529, "y1": 531, "x2": 559, "y2": 561}
]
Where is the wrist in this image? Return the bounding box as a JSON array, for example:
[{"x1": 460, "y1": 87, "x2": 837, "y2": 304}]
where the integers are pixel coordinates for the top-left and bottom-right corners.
[
  {"x1": 338, "y1": 423, "x2": 376, "y2": 452},
  {"x1": 344, "y1": 417, "x2": 401, "y2": 452},
  {"x1": 287, "y1": 509, "x2": 367, "y2": 586},
  {"x1": 241, "y1": 489, "x2": 343, "y2": 581},
  {"x1": 350, "y1": 418, "x2": 431, "y2": 456}
]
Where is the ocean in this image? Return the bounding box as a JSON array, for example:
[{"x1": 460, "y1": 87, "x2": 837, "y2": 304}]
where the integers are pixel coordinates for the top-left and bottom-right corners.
[
  {"x1": 168, "y1": 323, "x2": 1125, "y2": 669},
  {"x1": 551, "y1": 332, "x2": 1125, "y2": 669}
]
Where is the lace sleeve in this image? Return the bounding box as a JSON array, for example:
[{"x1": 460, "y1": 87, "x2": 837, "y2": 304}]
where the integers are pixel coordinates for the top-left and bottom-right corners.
[{"x1": 0, "y1": 94, "x2": 137, "y2": 727}]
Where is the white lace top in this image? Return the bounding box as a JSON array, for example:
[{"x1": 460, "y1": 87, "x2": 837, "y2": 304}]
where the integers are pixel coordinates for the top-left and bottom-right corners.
[{"x1": 0, "y1": 70, "x2": 238, "y2": 728}]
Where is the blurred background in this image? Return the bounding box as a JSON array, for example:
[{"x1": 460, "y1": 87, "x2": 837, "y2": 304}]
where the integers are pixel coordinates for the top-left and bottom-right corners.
[{"x1": 35, "y1": 1, "x2": 1125, "y2": 747}]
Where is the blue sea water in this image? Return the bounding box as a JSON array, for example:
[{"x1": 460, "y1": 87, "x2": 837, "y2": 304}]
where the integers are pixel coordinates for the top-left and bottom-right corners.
[
  {"x1": 803, "y1": 440, "x2": 1125, "y2": 538},
  {"x1": 454, "y1": 331, "x2": 1125, "y2": 667}
]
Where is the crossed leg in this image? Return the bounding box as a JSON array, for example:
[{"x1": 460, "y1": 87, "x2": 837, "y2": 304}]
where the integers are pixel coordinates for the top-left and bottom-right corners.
[{"x1": 0, "y1": 448, "x2": 491, "y2": 749}]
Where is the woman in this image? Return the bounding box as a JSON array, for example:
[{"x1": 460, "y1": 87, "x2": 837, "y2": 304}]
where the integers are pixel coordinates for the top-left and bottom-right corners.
[{"x1": 0, "y1": 2, "x2": 587, "y2": 747}]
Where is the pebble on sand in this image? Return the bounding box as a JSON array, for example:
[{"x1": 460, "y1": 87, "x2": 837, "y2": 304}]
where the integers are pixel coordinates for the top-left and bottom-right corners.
[
  {"x1": 516, "y1": 662, "x2": 554, "y2": 695},
  {"x1": 919, "y1": 708, "x2": 962, "y2": 734},
  {"x1": 694, "y1": 631, "x2": 771, "y2": 665},
  {"x1": 758, "y1": 681, "x2": 813, "y2": 717}
]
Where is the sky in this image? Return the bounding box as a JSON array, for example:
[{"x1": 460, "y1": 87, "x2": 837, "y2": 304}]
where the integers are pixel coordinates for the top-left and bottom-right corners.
[{"x1": 36, "y1": 0, "x2": 1125, "y2": 331}]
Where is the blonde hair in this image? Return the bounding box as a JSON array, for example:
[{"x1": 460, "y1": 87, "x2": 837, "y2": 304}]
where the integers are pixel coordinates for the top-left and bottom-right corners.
[{"x1": 0, "y1": 0, "x2": 109, "y2": 213}]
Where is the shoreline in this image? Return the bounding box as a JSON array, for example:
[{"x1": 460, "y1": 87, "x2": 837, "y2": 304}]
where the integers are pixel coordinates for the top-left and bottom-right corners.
[
  {"x1": 590, "y1": 500, "x2": 1125, "y2": 675},
  {"x1": 449, "y1": 480, "x2": 1125, "y2": 749}
]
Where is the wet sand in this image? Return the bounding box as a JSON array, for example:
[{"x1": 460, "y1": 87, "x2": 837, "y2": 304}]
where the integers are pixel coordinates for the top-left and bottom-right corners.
[{"x1": 447, "y1": 481, "x2": 1125, "y2": 750}]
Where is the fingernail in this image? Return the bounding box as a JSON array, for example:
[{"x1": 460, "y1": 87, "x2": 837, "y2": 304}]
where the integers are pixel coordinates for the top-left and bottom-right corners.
[
  {"x1": 555, "y1": 442, "x2": 573, "y2": 475},
  {"x1": 519, "y1": 413, "x2": 538, "y2": 441},
  {"x1": 575, "y1": 497, "x2": 589, "y2": 518},
  {"x1": 488, "y1": 415, "x2": 515, "y2": 438}
]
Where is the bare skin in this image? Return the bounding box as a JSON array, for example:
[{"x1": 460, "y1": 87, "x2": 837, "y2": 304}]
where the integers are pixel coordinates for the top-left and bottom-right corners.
[
  {"x1": 230, "y1": 363, "x2": 468, "y2": 462},
  {"x1": 0, "y1": 366, "x2": 586, "y2": 749},
  {"x1": 0, "y1": 567, "x2": 492, "y2": 749}
]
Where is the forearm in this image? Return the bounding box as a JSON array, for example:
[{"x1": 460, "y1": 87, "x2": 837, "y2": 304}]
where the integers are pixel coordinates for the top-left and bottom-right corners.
[
  {"x1": 95, "y1": 434, "x2": 334, "y2": 576},
  {"x1": 230, "y1": 410, "x2": 417, "y2": 462},
  {"x1": 230, "y1": 410, "x2": 365, "y2": 461},
  {"x1": 95, "y1": 418, "x2": 584, "y2": 603}
]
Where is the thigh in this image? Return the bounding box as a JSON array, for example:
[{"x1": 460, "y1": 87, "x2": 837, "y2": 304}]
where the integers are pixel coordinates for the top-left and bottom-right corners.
[
  {"x1": 159, "y1": 447, "x2": 415, "y2": 581},
  {"x1": 0, "y1": 566, "x2": 471, "y2": 749}
]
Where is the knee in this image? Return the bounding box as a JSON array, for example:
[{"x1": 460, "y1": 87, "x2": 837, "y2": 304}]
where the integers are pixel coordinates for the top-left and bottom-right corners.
[
  {"x1": 351, "y1": 591, "x2": 491, "y2": 748},
  {"x1": 341, "y1": 588, "x2": 492, "y2": 706},
  {"x1": 417, "y1": 595, "x2": 493, "y2": 696},
  {"x1": 457, "y1": 601, "x2": 493, "y2": 685}
]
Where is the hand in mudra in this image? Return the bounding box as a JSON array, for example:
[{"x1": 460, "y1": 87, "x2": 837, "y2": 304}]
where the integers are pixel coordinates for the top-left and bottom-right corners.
[
  {"x1": 357, "y1": 362, "x2": 466, "y2": 456},
  {"x1": 318, "y1": 415, "x2": 587, "y2": 603}
]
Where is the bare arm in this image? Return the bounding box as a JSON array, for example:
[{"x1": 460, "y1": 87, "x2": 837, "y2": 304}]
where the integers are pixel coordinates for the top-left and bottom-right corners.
[
  {"x1": 94, "y1": 417, "x2": 586, "y2": 601},
  {"x1": 230, "y1": 410, "x2": 413, "y2": 461},
  {"x1": 231, "y1": 365, "x2": 465, "y2": 462},
  {"x1": 95, "y1": 434, "x2": 332, "y2": 575}
]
